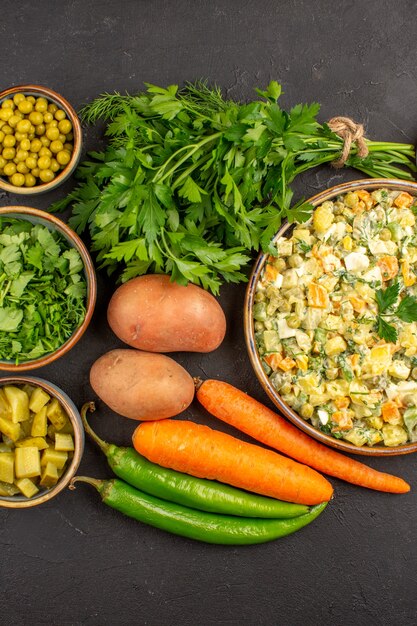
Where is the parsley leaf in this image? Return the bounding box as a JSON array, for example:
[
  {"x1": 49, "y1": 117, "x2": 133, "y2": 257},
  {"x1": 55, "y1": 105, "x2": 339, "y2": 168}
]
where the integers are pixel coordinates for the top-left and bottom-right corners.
[
  {"x1": 178, "y1": 176, "x2": 206, "y2": 204},
  {"x1": 377, "y1": 317, "x2": 398, "y2": 343},
  {"x1": 63, "y1": 248, "x2": 84, "y2": 275},
  {"x1": 10, "y1": 271, "x2": 34, "y2": 298},
  {"x1": 0, "y1": 308, "x2": 23, "y2": 332},
  {"x1": 286, "y1": 201, "x2": 314, "y2": 224},
  {"x1": 396, "y1": 295, "x2": 417, "y2": 323},
  {"x1": 375, "y1": 282, "x2": 417, "y2": 341},
  {"x1": 375, "y1": 282, "x2": 400, "y2": 313}
]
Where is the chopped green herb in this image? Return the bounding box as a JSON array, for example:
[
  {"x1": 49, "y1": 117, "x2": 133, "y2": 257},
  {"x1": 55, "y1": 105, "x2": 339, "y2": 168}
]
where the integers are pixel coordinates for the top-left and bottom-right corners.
[
  {"x1": 296, "y1": 240, "x2": 312, "y2": 254},
  {"x1": 0, "y1": 218, "x2": 87, "y2": 363}
]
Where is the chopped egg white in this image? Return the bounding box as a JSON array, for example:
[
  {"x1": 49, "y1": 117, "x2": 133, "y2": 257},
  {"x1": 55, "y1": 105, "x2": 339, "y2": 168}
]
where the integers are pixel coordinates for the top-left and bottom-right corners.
[
  {"x1": 317, "y1": 410, "x2": 329, "y2": 425},
  {"x1": 344, "y1": 252, "x2": 369, "y2": 273},
  {"x1": 273, "y1": 274, "x2": 283, "y2": 288},
  {"x1": 362, "y1": 266, "x2": 382, "y2": 283},
  {"x1": 277, "y1": 318, "x2": 297, "y2": 339}
]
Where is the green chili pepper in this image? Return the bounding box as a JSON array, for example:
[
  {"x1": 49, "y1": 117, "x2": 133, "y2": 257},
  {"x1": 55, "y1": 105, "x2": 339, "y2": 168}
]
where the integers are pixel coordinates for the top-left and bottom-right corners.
[
  {"x1": 81, "y1": 402, "x2": 308, "y2": 519},
  {"x1": 71, "y1": 476, "x2": 327, "y2": 545}
]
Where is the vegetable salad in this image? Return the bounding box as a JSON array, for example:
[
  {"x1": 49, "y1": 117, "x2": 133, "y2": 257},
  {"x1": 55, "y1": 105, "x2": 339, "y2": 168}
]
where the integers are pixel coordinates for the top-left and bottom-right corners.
[{"x1": 254, "y1": 188, "x2": 417, "y2": 448}]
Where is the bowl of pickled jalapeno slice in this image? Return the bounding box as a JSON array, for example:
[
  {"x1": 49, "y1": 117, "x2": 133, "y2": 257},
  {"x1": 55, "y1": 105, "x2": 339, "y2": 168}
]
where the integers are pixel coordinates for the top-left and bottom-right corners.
[
  {"x1": 245, "y1": 179, "x2": 417, "y2": 456},
  {"x1": 0, "y1": 376, "x2": 84, "y2": 507},
  {"x1": 0, "y1": 84, "x2": 82, "y2": 194}
]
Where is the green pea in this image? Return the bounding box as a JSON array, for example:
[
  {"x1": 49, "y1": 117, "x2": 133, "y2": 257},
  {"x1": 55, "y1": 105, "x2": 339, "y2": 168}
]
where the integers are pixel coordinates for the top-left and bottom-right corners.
[{"x1": 287, "y1": 315, "x2": 301, "y2": 329}]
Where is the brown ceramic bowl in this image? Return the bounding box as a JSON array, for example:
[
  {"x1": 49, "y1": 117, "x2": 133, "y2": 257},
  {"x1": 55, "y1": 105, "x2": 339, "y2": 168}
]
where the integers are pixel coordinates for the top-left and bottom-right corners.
[
  {"x1": 244, "y1": 178, "x2": 417, "y2": 457},
  {"x1": 0, "y1": 206, "x2": 96, "y2": 371},
  {"x1": 0, "y1": 84, "x2": 82, "y2": 195},
  {"x1": 0, "y1": 375, "x2": 84, "y2": 508}
]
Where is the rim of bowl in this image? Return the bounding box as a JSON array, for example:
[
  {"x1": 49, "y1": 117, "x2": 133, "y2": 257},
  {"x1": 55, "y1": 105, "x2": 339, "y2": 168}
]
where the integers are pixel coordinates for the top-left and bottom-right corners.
[
  {"x1": 0, "y1": 375, "x2": 84, "y2": 508},
  {"x1": 0, "y1": 206, "x2": 96, "y2": 371},
  {"x1": 0, "y1": 84, "x2": 82, "y2": 195},
  {"x1": 244, "y1": 178, "x2": 417, "y2": 457}
]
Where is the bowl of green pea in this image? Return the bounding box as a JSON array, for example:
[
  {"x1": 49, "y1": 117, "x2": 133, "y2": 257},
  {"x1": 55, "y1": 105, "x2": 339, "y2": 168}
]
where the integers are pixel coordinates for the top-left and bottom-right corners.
[{"x1": 0, "y1": 85, "x2": 82, "y2": 194}]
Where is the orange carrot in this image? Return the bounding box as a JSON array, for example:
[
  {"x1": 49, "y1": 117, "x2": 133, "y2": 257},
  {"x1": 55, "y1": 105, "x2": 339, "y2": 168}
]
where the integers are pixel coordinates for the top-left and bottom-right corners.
[
  {"x1": 356, "y1": 189, "x2": 373, "y2": 210},
  {"x1": 307, "y1": 283, "x2": 329, "y2": 308},
  {"x1": 133, "y1": 420, "x2": 333, "y2": 505},
  {"x1": 401, "y1": 259, "x2": 416, "y2": 287},
  {"x1": 196, "y1": 379, "x2": 410, "y2": 495},
  {"x1": 377, "y1": 256, "x2": 399, "y2": 281},
  {"x1": 381, "y1": 401, "x2": 401, "y2": 423},
  {"x1": 264, "y1": 353, "x2": 283, "y2": 371},
  {"x1": 394, "y1": 192, "x2": 414, "y2": 208}
]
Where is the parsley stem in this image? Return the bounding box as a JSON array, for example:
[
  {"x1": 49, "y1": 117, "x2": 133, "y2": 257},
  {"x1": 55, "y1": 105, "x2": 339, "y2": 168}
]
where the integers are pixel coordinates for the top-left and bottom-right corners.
[
  {"x1": 171, "y1": 154, "x2": 212, "y2": 191},
  {"x1": 153, "y1": 132, "x2": 222, "y2": 184},
  {"x1": 0, "y1": 281, "x2": 11, "y2": 307}
]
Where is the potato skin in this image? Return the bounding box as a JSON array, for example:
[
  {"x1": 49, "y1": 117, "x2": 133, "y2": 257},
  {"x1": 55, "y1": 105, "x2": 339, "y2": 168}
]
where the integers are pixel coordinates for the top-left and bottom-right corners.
[
  {"x1": 90, "y1": 349, "x2": 195, "y2": 420},
  {"x1": 107, "y1": 275, "x2": 226, "y2": 353}
]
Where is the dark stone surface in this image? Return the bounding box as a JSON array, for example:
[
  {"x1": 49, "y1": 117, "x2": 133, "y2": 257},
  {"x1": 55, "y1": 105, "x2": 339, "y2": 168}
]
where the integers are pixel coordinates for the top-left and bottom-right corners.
[{"x1": 1, "y1": 1, "x2": 416, "y2": 624}]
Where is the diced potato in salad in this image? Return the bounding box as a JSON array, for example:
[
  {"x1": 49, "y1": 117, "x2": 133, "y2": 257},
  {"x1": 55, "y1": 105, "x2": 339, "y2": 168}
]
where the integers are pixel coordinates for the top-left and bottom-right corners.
[{"x1": 254, "y1": 188, "x2": 417, "y2": 448}]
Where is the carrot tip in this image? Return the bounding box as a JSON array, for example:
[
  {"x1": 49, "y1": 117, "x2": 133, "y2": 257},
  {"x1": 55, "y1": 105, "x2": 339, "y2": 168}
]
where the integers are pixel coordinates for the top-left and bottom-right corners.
[{"x1": 193, "y1": 377, "x2": 204, "y2": 390}]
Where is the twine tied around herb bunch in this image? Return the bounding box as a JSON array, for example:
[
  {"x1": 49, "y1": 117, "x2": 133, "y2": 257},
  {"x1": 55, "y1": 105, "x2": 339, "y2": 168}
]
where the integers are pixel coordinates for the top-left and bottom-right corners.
[{"x1": 327, "y1": 116, "x2": 369, "y2": 168}]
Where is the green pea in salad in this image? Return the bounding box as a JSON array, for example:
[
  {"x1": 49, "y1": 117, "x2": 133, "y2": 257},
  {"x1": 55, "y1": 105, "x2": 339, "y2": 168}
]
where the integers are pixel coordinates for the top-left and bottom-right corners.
[
  {"x1": 0, "y1": 217, "x2": 87, "y2": 363},
  {"x1": 254, "y1": 188, "x2": 417, "y2": 448}
]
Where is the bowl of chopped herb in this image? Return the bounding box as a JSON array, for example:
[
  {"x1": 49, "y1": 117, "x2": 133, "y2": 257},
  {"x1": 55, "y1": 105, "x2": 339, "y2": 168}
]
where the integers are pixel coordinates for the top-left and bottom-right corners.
[{"x1": 0, "y1": 206, "x2": 96, "y2": 370}]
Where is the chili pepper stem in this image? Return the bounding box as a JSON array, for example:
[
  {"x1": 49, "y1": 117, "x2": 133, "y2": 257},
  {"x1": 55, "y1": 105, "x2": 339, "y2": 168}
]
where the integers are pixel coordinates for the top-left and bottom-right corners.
[
  {"x1": 70, "y1": 476, "x2": 116, "y2": 501},
  {"x1": 70, "y1": 476, "x2": 103, "y2": 492},
  {"x1": 80, "y1": 401, "x2": 111, "y2": 454}
]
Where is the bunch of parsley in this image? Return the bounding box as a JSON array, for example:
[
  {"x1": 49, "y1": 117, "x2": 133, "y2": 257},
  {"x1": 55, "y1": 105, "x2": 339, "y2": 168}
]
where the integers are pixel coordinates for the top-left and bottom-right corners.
[
  {"x1": 52, "y1": 81, "x2": 416, "y2": 293},
  {"x1": 0, "y1": 218, "x2": 87, "y2": 363}
]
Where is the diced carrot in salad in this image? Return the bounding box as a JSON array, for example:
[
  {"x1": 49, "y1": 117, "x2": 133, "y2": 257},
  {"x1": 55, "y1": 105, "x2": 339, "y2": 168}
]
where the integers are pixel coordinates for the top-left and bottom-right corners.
[
  {"x1": 278, "y1": 357, "x2": 296, "y2": 372},
  {"x1": 394, "y1": 192, "x2": 414, "y2": 208},
  {"x1": 349, "y1": 295, "x2": 366, "y2": 312},
  {"x1": 331, "y1": 411, "x2": 353, "y2": 431},
  {"x1": 349, "y1": 354, "x2": 360, "y2": 366},
  {"x1": 334, "y1": 397, "x2": 350, "y2": 409},
  {"x1": 377, "y1": 255, "x2": 399, "y2": 281},
  {"x1": 356, "y1": 189, "x2": 373, "y2": 210},
  {"x1": 263, "y1": 263, "x2": 279, "y2": 283},
  {"x1": 401, "y1": 259, "x2": 416, "y2": 287},
  {"x1": 382, "y1": 402, "x2": 401, "y2": 423},
  {"x1": 307, "y1": 283, "x2": 329, "y2": 308},
  {"x1": 264, "y1": 353, "x2": 283, "y2": 370}
]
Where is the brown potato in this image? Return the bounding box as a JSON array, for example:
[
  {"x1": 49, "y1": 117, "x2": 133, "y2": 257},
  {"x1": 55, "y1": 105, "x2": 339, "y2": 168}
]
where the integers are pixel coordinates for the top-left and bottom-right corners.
[
  {"x1": 107, "y1": 275, "x2": 226, "y2": 353},
  {"x1": 89, "y1": 349, "x2": 194, "y2": 420}
]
